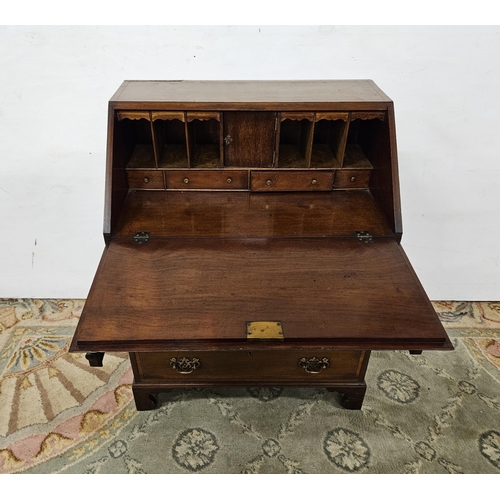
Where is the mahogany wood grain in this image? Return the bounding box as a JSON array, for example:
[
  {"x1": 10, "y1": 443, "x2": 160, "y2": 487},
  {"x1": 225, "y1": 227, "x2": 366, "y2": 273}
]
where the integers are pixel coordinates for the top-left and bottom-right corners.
[
  {"x1": 367, "y1": 104, "x2": 403, "y2": 241},
  {"x1": 151, "y1": 111, "x2": 185, "y2": 121},
  {"x1": 127, "y1": 170, "x2": 165, "y2": 189},
  {"x1": 251, "y1": 171, "x2": 333, "y2": 192},
  {"x1": 311, "y1": 117, "x2": 349, "y2": 170},
  {"x1": 280, "y1": 112, "x2": 315, "y2": 121},
  {"x1": 277, "y1": 115, "x2": 314, "y2": 169},
  {"x1": 351, "y1": 111, "x2": 386, "y2": 121},
  {"x1": 152, "y1": 116, "x2": 189, "y2": 169},
  {"x1": 116, "y1": 111, "x2": 150, "y2": 121},
  {"x1": 186, "y1": 111, "x2": 221, "y2": 122},
  {"x1": 109, "y1": 80, "x2": 393, "y2": 111},
  {"x1": 133, "y1": 350, "x2": 367, "y2": 383},
  {"x1": 315, "y1": 112, "x2": 349, "y2": 122},
  {"x1": 334, "y1": 169, "x2": 371, "y2": 189},
  {"x1": 343, "y1": 144, "x2": 374, "y2": 170},
  {"x1": 73, "y1": 237, "x2": 449, "y2": 351},
  {"x1": 223, "y1": 112, "x2": 276, "y2": 167},
  {"x1": 83, "y1": 80, "x2": 451, "y2": 413},
  {"x1": 104, "y1": 112, "x2": 130, "y2": 240},
  {"x1": 113, "y1": 190, "x2": 393, "y2": 238},
  {"x1": 166, "y1": 170, "x2": 248, "y2": 190},
  {"x1": 187, "y1": 118, "x2": 221, "y2": 168}
]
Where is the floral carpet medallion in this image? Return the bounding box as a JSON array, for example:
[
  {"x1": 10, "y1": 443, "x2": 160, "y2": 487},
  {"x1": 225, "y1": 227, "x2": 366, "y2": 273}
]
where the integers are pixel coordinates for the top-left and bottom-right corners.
[{"x1": 0, "y1": 300, "x2": 499, "y2": 474}]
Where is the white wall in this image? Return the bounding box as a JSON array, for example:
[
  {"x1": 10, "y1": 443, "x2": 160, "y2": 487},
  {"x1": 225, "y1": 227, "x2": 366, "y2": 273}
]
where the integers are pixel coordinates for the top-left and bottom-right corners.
[{"x1": 0, "y1": 25, "x2": 499, "y2": 300}]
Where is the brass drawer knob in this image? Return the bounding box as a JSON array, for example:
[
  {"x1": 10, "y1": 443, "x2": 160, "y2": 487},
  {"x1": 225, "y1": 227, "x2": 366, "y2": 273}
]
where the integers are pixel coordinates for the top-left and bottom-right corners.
[
  {"x1": 183, "y1": 178, "x2": 189, "y2": 184},
  {"x1": 170, "y1": 356, "x2": 201, "y2": 374},
  {"x1": 311, "y1": 179, "x2": 317, "y2": 185},
  {"x1": 266, "y1": 179, "x2": 272, "y2": 186},
  {"x1": 350, "y1": 176, "x2": 356, "y2": 182},
  {"x1": 224, "y1": 134, "x2": 233, "y2": 145},
  {"x1": 227, "y1": 177, "x2": 232, "y2": 184},
  {"x1": 298, "y1": 356, "x2": 330, "y2": 374},
  {"x1": 143, "y1": 176, "x2": 149, "y2": 184}
]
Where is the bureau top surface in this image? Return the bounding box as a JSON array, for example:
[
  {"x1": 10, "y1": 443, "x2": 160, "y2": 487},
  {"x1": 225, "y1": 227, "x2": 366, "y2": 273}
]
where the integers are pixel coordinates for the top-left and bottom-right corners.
[{"x1": 109, "y1": 80, "x2": 393, "y2": 110}]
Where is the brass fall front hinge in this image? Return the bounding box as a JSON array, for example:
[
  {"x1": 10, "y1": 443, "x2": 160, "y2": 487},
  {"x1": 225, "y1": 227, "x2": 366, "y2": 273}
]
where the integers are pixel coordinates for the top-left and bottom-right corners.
[
  {"x1": 355, "y1": 231, "x2": 373, "y2": 243},
  {"x1": 246, "y1": 321, "x2": 284, "y2": 341},
  {"x1": 133, "y1": 231, "x2": 150, "y2": 244}
]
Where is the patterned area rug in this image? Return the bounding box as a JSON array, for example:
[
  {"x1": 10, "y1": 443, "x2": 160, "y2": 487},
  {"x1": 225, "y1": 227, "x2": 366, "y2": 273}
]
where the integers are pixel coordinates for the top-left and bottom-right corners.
[{"x1": 0, "y1": 299, "x2": 499, "y2": 474}]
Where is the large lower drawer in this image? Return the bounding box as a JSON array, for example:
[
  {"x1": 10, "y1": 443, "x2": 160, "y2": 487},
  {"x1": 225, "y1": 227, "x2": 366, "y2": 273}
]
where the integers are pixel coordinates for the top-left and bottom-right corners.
[{"x1": 131, "y1": 350, "x2": 369, "y2": 384}]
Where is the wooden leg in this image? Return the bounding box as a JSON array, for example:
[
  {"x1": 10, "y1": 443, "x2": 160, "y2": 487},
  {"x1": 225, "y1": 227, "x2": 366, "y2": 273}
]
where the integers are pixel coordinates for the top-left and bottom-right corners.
[
  {"x1": 132, "y1": 386, "x2": 159, "y2": 411},
  {"x1": 132, "y1": 385, "x2": 174, "y2": 411},
  {"x1": 340, "y1": 384, "x2": 367, "y2": 410},
  {"x1": 85, "y1": 352, "x2": 104, "y2": 367},
  {"x1": 326, "y1": 384, "x2": 367, "y2": 410}
]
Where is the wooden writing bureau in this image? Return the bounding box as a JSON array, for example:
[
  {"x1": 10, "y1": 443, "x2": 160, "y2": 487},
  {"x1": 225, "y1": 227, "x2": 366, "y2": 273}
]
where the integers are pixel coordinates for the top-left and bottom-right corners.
[{"x1": 70, "y1": 80, "x2": 453, "y2": 411}]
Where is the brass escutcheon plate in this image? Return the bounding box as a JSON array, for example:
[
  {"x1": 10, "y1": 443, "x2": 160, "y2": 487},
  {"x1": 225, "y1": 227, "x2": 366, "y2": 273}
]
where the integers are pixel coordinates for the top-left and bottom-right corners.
[{"x1": 246, "y1": 321, "x2": 284, "y2": 341}]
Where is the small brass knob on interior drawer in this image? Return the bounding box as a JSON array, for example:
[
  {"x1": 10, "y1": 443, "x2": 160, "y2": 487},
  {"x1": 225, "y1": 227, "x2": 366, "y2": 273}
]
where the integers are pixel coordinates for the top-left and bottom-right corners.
[
  {"x1": 227, "y1": 177, "x2": 232, "y2": 184},
  {"x1": 350, "y1": 176, "x2": 356, "y2": 182},
  {"x1": 298, "y1": 356, "x2": 330, "y2": 374},
  {"x1": 311, "y1": 179, "x2": 317, "y2": 185},
  {"x1": 143, "y1": 177, "x2": 149, "y2": 184},
  {"x1": 170, "y1": 357, "x2": 201, "y2": 374},
  {"x1": 266, "y1": 179, "x2": 272, "y2": 186},
  {"x1": 183, "y1": 177, "x2": 189, "y2": 184}
]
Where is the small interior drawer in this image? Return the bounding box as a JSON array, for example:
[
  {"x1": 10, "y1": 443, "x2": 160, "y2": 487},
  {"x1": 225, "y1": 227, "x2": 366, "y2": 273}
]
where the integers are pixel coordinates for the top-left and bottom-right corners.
[
  {"x1": 333, "y1": 169, "x2": 371, "y2": 189},
  {"x1": 166, "y1": 170, "x2": 248, "y2": 190},
  {"x1": 251, "y1": 171, "x2": 334, "y2": 192},
  {"x1": 127, "y1": 170, "x2": 165, "y2": 189}
]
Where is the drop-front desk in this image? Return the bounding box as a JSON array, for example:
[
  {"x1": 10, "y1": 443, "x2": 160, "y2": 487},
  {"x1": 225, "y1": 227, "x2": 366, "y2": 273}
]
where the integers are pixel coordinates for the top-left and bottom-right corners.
[{"x1": 70, "y1": 80, "x2": 452, "y2": 410}]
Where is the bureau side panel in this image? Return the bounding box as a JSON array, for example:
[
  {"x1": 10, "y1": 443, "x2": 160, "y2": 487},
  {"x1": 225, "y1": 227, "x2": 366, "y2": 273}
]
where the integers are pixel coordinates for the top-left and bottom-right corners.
[{"x1": 368, "y1": 103, "x2": 403, "y2": 241}]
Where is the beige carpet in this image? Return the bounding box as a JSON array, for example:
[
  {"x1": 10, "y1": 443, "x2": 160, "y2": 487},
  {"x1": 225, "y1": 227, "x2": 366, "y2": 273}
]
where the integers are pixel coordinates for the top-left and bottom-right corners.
[{"x1": 0, "y1": 299, "x2": 499, "y2": 474}]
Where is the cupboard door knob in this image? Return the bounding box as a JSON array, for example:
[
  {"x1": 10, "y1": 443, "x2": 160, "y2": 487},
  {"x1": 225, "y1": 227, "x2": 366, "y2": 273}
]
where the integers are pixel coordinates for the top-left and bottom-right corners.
[
  {"x1": 266, "y1": 179, "x2": 272, "y2": 186},
  {"x1": 298, "y1": 356, "x2": 330, "y2": 374},
  {"x1": 183, "y1": 178, "x2": 189, "y2": 184},
  {"x1": 224, "y1": 134, "x2": 233, "y2": 145},
  {"x1": 170, "y1": 357, "x2": 201, "y2": 374}
]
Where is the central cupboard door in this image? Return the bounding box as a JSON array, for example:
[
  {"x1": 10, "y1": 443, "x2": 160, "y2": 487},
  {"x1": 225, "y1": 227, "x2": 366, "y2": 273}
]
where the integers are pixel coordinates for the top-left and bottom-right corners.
[{"x1": 223, "y1": 112, "x2": 277, "y2": 167}]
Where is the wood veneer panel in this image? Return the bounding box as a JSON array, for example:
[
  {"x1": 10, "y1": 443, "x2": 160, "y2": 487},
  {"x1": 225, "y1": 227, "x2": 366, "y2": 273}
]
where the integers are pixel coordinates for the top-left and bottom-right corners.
[
  {"x1": 166, "y1": 170, "x2": 248, "y2": 190},
  {"x1": 134, "y1": 350, "x2": 365, "y2": 383},
  {"x1": 110, "y1": 80, "x2": 392, "y2": 110},
  {"x1": 251, "y1": 171, "x2": 333, "y2": 192},
  {"x1": 223, "y1": 112, "x2": 276, "y2": 167},
  {"x1": 73, "y1": 238, "x2": 449, "y2": 350},
  {"x1": 334, "y1": 170, "x2": 371, "y2": 189},
  {"x1": 127, "y1": 170, "x2": 165, "y2": 189},
  {"x1": 366, "y1": 105, "x2": 402, "y2": 240},
  {"x1": 113, "y1": 190, "x2": 393, "y2": 238}
]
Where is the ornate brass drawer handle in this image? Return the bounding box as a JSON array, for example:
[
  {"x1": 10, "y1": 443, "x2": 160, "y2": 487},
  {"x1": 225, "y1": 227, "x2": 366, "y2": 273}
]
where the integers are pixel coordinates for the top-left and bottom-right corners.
[
  {"x1": 170, "y1": 357, "x2": 201, "y2": 374},
  {"x1": 298, "y1": 356, "x2": 330, "y2": 374}
]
